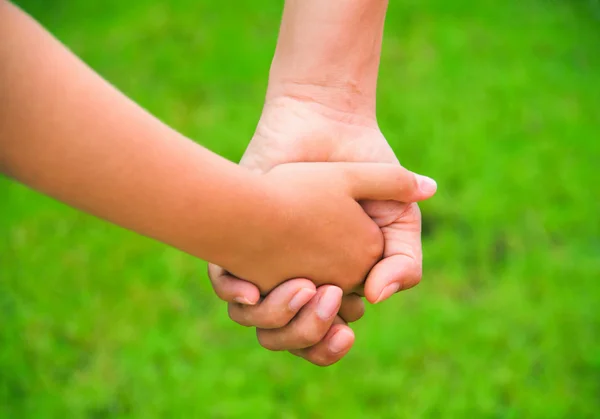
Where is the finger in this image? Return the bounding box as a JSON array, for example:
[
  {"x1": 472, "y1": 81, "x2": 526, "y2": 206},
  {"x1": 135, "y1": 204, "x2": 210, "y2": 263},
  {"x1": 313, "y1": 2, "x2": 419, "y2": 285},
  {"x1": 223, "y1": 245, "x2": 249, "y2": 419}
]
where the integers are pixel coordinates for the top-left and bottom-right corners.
[
  {"x1": 351, "y1": 283, "x2": 365, "y2": 297},
  {"x1": 364, "y1": 254, "x2": 422, "y2": 303},
  {"x1": 228, "y1": 278, "x2": 316, "y2": 329},
  {"x1": 207, "y1": 263, "x2": 261, "y2": 305},
  {"x1": 340, "y1": 163, "x2": 437, "y2": 202},
  {"x1": 256, "y1": 285, "x2": 342, "y2": 351},
  {"x1": 338, "y1": 293, "x2": 365, "y2": 323},
  {"x1": 362, "y1": 202, "x2": 424, "y2": 304},
  {"x1": 290, "y1": 317, "x2": 355, "y2": 367}
]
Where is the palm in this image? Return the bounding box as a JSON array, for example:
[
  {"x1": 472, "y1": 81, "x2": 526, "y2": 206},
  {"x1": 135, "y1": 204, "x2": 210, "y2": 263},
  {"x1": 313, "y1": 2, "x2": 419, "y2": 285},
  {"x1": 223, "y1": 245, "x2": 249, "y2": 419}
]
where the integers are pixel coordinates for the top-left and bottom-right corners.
[{"x1": 242, "y1": 97, "x2": 424, "y2": 301}]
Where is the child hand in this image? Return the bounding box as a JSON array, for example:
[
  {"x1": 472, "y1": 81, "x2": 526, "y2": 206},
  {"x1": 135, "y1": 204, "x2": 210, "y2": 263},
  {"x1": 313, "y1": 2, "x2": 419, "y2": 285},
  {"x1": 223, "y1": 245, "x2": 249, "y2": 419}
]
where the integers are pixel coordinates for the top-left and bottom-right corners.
[{"x1": 219, "y1": 162, "x2": 436, "y2": 294}]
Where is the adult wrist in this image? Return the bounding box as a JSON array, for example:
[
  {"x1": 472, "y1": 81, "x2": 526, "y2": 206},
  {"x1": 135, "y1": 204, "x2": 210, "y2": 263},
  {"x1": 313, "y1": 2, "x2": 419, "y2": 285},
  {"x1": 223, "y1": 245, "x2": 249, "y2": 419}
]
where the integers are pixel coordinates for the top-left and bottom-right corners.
[
  {"x1": 265, "y1": 77, "x2": 377, "y2": 118},
  {"x1": 266, "y1": 0, "x2": 387, "y2": 116}
]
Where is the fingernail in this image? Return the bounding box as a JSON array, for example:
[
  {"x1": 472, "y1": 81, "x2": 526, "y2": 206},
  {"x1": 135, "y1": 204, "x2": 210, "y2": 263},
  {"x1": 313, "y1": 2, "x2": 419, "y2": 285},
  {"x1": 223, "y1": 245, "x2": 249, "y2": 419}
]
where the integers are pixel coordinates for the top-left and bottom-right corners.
[
  {"x1": 416, "y1": 175, "x2": 437, "y2": 195},
  {"x1": 316, "y1": 287, "x2": 343, "y2": 320},
  {"x1": 233, "y1": 296, "x2": 255, "y2": 305},
  {"x1": 374, "y1": 282, "x2": 400, "y2": 304},
  {"x1": 288, "y1": 288, "x2": 316, "y2": 312},
  {"x1": 328, "y1": 329, "x2": 354, "y2": 354}
]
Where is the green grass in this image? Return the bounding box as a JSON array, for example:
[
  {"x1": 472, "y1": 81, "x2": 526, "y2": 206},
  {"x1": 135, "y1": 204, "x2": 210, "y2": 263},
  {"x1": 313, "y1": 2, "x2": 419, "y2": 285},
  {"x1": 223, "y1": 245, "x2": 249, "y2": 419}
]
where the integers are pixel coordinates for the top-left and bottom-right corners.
[{"x1": 2, "y1": 0, "x2": 600, "y2": 417}]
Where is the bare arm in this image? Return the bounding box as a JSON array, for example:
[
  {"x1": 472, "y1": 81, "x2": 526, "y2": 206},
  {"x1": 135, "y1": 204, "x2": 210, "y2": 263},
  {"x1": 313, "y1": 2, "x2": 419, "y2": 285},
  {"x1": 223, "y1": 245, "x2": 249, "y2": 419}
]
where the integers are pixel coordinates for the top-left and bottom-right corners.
[
  {"x1": 0, "y1": 2, "x2": 433, "y2": 295},
  {"x1": 267, "y1": 0, "x2": 388, "y2": 117},
  {"x1": 207, "y1": 0, "x2": 397, "y2": 366},
  {"x1": 0, "y1": 1, "x2": 278, "y2": 269}
]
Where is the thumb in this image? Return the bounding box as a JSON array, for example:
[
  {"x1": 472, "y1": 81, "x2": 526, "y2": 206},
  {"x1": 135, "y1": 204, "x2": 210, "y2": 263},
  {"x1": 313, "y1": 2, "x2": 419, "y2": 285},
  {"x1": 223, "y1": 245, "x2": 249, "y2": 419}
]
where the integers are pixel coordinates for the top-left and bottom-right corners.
[{"x1": 339, "y1": 163, "x2": 437, "y2": 202}]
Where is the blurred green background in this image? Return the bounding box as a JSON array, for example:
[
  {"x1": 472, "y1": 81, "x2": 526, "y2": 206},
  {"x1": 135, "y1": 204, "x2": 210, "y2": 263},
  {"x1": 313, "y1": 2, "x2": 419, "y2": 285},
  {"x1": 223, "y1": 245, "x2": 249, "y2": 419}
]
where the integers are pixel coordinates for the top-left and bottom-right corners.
[{"x1": 2, "y1": 0, "x2": 599, "y2": 417}]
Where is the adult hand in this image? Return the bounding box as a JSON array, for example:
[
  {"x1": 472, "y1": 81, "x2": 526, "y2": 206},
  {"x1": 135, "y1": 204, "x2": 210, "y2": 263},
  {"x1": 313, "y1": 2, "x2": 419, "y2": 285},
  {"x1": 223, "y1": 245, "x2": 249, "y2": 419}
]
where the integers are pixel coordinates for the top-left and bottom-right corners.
[
  {"x1": 208, "y1": 93, "x2": 435, "y2": 366},
  {"x1": 245, "y1": 95, "x2": 434, "y2": 302},
  {"x1": 208, "y1": 0, "x2": 437, "y2": 366}
]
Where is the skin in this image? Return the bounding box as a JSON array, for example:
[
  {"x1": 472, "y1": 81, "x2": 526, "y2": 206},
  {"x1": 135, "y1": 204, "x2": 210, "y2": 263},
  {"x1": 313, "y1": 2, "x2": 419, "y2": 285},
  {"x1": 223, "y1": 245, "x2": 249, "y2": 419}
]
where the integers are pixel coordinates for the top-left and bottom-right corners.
[
  {"x1": 208, "y1": 0, "x2": 434, "y2": 366},
  {"x1": 0, "y1": 0, "x2": 437, "y2": 351}
]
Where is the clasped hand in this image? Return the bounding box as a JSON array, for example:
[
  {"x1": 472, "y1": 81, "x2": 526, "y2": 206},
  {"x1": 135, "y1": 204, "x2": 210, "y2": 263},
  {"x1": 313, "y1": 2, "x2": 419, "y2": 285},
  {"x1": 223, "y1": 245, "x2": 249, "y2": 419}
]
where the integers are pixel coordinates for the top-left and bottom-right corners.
[{"x1": 209, "y1": 97, "x2": 437, "y2": 366}]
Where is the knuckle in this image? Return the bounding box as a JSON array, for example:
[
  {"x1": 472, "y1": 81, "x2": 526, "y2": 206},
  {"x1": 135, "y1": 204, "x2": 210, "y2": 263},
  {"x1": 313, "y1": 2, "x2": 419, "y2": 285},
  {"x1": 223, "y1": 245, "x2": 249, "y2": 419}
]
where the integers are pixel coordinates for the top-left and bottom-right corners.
[
  {"x1": 298, "y1": 328, "x2": 324, "y2": 348},
  {"x1": 364, "y1": 225, "x2": 384, "y2": 260},
  {"x1": 309, "y1": 352, "x2": 340, "y2": 367},
  {"x1": 206, "y1": 263, "x2": 219, "y2": 280},
  {"x1": 260, "y1": 313, "x2": 290, "y2": 330},
  {"x1": 230, "y1": 304, "x2": 292, "y2": 330},
  {"x1": 401, "y1": 202, "x2": 422, "y2": 223},
  {"x1": 409, "y1": 265, "x2": 424, "y2": 289},
  {"x1": 339, "y1": 282, "x2": 358, "y2": 295},
  {"x1": 214, "y1": 288, "x2": 230, "y2": 302},
  {"x1": 353, "y1": 231, "x2": 383, "y2": 284},
  {"x1": 341, "y1": 300, "x2": 365, "y2": 323},
  {"x1": 291, "y1": 348, "x2": 344, "y2": 367},
  {"x1": 210, "y1": 280, "x2": 231, "y2": 303},
  {"x1": 227, "y1": 304, "x2": 251, "y2": 327},
  {"x1": 256, "y1": 330, "x2": 279, "y2": 352}
]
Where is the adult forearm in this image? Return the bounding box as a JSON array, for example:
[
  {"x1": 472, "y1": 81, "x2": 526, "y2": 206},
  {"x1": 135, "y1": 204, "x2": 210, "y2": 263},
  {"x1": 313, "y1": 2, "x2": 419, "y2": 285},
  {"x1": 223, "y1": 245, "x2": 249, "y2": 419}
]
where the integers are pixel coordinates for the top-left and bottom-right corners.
[
  {"x1": 268, "y1": 0, "x2": 388, "y2": 116},
  {"x1": 0, "y1": 2, "x2": 275, "y2": 267}
]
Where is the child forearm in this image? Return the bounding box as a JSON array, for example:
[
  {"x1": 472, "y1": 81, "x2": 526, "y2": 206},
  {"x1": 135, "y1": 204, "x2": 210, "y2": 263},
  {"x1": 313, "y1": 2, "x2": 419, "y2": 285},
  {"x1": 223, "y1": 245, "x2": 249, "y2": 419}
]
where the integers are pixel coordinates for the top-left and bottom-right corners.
[
  {"x1": 0, "y1": 2, "x2": 436, "y2": 294},
  {"x1": 0, "y1": 1, "x2": 277, "y2": 267}
]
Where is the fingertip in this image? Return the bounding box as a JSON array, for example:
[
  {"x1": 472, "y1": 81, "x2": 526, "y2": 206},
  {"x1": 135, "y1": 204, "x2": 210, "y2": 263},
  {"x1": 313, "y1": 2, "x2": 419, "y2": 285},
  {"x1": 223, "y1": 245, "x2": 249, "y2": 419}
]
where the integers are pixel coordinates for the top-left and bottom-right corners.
[
  {"x1": 415, "y1": 174, "x2": 437, "y2": 198},
  {"x1": 363, "y1": 260, "x2": 400, "y2": 304},
  {"x1": 208, "y1": 264, "x2": 262, "y2": 304},
  {"x1": 364, "y1": 255, "x2": 423, "y2": 303},
  {"x1": 373, "y1": 282, "x2": 401, "y2": 304},
  {"x1": 222, "y1": 275, "x2": 261, "y2": 305},
  {"x1": 364, "y1": 288, "x2": 379, "y2": 304},
  {"x1": 270, "y1": 278, "x2": 317, "y2": 311},
  {"x1": 288, "y1": 287, "x2": 317, "y2": 312},
  {"x1": 234, "y1": 289, "x2": 261, "y2": 306},
  {"x1": 290, "y1": 322, "x2": 356, "y2": 366},
  {"x1": 283, "y1": 278, "x2": 318, "y2": 292},
  {"x1": 233, "y1": 295, "x2": 259, "y2": 306},
  {"x1": 315, "y1": 286, "x2": 344, "y2": 322},
  {"x1": 338, "y1": 294, "x2": 365, "y2": 323},
  {"x1": 364, "y1": 276, "x2": 399, "y2": 304},
  {"x1": 327, "y1": 325, "x2": 355, "y2": 355},
  {"x1": 321, "y1": 284, "x2": 343, "y2": 298}
]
